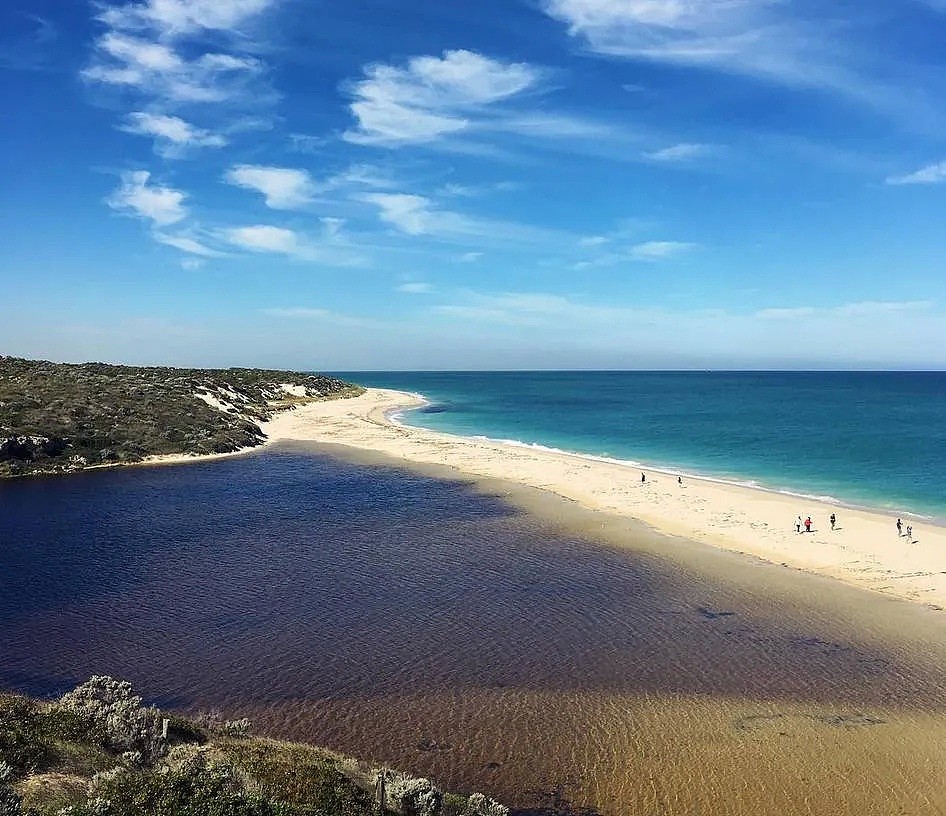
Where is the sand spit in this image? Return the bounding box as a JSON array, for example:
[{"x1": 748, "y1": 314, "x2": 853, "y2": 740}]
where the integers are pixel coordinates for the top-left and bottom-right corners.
[{"x1": 262, "y1": 388, "x2": 946, "y2": 610}]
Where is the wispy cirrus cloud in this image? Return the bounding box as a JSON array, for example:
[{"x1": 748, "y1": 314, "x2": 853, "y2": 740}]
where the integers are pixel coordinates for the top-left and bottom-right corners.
[
  {"x1": 886, "y1": 160, "x2": 946, "y2": 185},
  {"x1": 540, "y1": 0, "x2": 923, "y2": 116},
  {"x1": 359, "y1": 193, "x2": 441, "y2": 235},
  {"x1": 122, "y1": 111, "x2": 226, "y2": 155},
  {"x1": 83, "y1": 31, "x2": 265, "y2": 104},
  {"x1": 344, "y1": 49, "x2": 542, "y2": 146},
  {"x1": 154, "y1": 232, "x2": 224, "y2": 257},
  {"x1": 643, "y1": 142, "x2": 715, "y2": 162},
  {"x1": 630, "y1": 241, "x2": 696, "y2": 261},
  {"x1": 358, "y1": 191, "x2": 570, "y2": 247},
  {"x1": 222, "y1": 223, "x2": 363, "y2": 266},
  {"x1": 99, "y1": 0, "x2": 278, "y2": 36},
  {"x1": 754, "y1": 301, "x2": 933, "y2": 320},
  {"x1": 397, "y1": 282, "x2": 434, "y2": 294},
  {"x1": 224, "y1": 164, "x2": 316, "y2": 209},
  {"x1": 83, "y1": 0, "x2": 278, "y2": 177},
  {"x1": 224, "y1": 224, "x2": 302, "y2": 254},
  {"x1": 107, "y1": 170, "x2": 187, "y2": 226}
]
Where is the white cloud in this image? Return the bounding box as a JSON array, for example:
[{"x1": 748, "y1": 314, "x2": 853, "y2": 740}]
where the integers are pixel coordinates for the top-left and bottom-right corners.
[
  {"x1": 540, "y1": 0, "x2": 883, "y2": 101},
  {"x1": 344, "y1": 49, "x2": 541, "y2": 146},
  {"x1": 83, "y1": 0, "x2": 274, "y2": 113},
  {"x1": 107, "y1": 170, "x2": 187, "y2": 226},
  {"x1": 498, "y1": 113, "x2": 614, "y2": 139},
  {"x1": 457, "y1": 252, "x2": 483, "y2": 262},
  {"x1": 222, "y1": 224, "x2": 363, "y2": 266},
  {"x1": 122, "y1": 111, "x2": 226, "y2": 155},
  {"x1": 224, "y1": 164, "x2": 316, "y2": 209},
  {"x1": 643, "y1": 142, "x2": 714, "y2": 162},
  {"x1": 101, "y1": 0, "x2": 277, "y2": 37},
  {"x1": 630, "y1": 240, "x2": 695, "y2": 260},
  {"x1": 224, "y1": 224, "x2": 300, "y2": 253},
  {"x1": 754, "y1": 301, "x2": 933, "y2": 320},
  {"x1": 358, "y1": 192, "x2": 567, "y2": 247},
  {"x1": 330, "y1": 164, "x2": 396, "y2": 189},
  {"x1": 397, "y1": 282, "x2": 434, "y2": 294},
  {"x1": 886, "y1": 161, "x2": 946, "y2": 185},
  {"x1": 181, "y1": 257, "x2": 205, "y2": 270},
  {"x1": 83, "y1": 32, "x2": 263, "y2": 104},
  {"x1": 580, "y1": 235, "x2": 608, "y2": 246},
  {"x1": 361, "y1": 193, "x2": 437, "y2": 235},
  {"x1": 154, "y1": 232, "x2": 223, "y2": 256}
]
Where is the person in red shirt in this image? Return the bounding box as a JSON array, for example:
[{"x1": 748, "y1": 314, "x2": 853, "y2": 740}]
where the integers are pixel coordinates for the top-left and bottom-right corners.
[{"x1": 804, "y1": 516, "x2": 812, "y2": 532}]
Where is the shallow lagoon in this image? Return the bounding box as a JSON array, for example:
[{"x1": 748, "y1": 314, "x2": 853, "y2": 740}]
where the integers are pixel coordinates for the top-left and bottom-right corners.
[{"x1": 3, "y1": 445, "x2": 945, "y2": 814}]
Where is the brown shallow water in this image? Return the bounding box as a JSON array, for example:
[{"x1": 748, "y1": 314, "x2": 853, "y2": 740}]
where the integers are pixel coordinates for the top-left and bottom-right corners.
[{"x1": 2, "y1": 442, "x2": 945, "y2": 814}]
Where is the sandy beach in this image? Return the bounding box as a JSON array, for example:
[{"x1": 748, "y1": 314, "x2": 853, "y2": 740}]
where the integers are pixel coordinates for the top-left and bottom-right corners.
[{"x1": 263, "y1": 388, "x2": 946, "y2": 610}]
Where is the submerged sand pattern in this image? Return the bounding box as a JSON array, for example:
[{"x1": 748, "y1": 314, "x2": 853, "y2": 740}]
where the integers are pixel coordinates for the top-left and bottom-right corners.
[{"x1": 4, "y1": 434, "x2": 946, "y2": 815}]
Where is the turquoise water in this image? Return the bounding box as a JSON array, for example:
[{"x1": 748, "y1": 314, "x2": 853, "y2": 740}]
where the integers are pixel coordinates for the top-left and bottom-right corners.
[{"x1": 340, "y1": 372, "x2": 946, "y2": 520}]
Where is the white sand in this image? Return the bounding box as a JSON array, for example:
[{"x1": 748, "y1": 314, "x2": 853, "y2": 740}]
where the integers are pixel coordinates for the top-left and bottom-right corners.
[{"x1": 262, "y1": 388, "x2": 946, "y2": 610}]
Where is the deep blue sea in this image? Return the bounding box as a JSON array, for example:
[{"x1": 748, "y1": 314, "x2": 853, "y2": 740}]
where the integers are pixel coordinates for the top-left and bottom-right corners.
[{"x1": 340, "y1": 372, "x2": 946, "y2": 521}]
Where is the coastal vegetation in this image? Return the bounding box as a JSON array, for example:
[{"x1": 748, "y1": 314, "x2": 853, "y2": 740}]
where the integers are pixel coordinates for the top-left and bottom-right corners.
[
  {"x1": 0, "y1": 357, "x2": 363, "y2": 478},
  {"x1": 0, "y1": 677, "x2": 508, "y2": 816}
]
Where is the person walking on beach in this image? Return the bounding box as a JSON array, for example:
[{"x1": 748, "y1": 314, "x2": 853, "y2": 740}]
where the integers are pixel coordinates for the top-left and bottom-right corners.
[
  {"x1": 906, "y1": 524, "x2": 913, "y2": 542},
  {"x1": 795, "y1": 516, "x2": 802, "y2": 534},
  {"x1": 830, "y1": 513, "x2": 836, "y2": 531},
  {"x1": 677, "y1": 475, "x2": 683, "y2": 486},
  {"x1": 897, "y1": 518, "x2": 903, "y2": 537},
  {"x1": 804, "y1": 516, "x2": 812, "y2": 533},
  {"x1": 641, "y1": 472, "x2": 646, "y2": 484}
]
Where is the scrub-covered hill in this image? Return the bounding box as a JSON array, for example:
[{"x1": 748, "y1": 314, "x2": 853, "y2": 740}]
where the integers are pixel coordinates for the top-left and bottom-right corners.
[
  {"x1": 0, "y1": 356, "x2": 362, "y2": 477},
  {"x1": 0, "y1": 677, "x2": 508, "y2": 816}
]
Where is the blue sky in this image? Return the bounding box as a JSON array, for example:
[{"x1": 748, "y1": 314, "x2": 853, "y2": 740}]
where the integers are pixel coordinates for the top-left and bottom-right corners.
[{"x1": 2, "y1": 0, "x2": 946, "y2": 369}]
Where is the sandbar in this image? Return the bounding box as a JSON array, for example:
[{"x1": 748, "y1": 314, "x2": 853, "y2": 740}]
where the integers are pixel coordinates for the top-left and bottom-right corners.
[{"x1": 262, "y1": 388, "x2": 946, "y2": 610}]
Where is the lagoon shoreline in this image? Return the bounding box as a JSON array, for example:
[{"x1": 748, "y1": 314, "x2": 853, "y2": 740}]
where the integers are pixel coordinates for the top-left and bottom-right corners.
[{"x1": 262, "y1": 388, "x2": 946, "y2": 611}]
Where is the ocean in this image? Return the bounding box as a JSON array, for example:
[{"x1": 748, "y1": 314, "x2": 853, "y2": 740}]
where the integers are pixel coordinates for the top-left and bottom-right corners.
[{"x1": 340, "y1": 371, "x2": 946, "y2": 521}]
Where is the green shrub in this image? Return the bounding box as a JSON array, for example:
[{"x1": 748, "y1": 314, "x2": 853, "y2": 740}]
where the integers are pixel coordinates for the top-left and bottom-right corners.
[
  {"x1": 221, "y1": 742, "x2": 375, "y2": 816},
  {"x1": 67, "y1": 751, "x2": 294, "y2": 816},
  {"x1": 164, "y1": 717, "x2": 207, "y2": 747},
  {"x1": 58, "y1": 678, "x2": 165, "y2": 763},
  {"x1": 0, "y1": 763, "x2": 23, "y2": 816},
  {"x1": 0, "y1": 695, "x2": 49, "y2": 778}
]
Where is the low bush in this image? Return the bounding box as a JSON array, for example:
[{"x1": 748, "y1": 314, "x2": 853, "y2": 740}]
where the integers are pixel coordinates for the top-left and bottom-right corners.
[
  {"x1": 58, "y1": 677, "x2": 166, "y2": 764},
  {"x1": 221, "y1": 741, "x2": 376, "y2": 816},
  {"x1": 0, "y1": 695, "x2": 50, "y2": 778}
]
